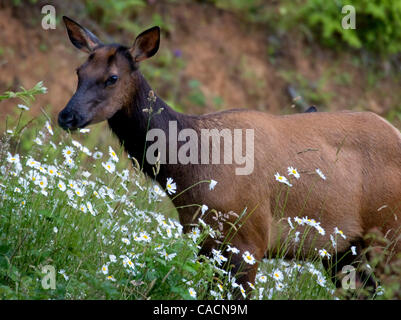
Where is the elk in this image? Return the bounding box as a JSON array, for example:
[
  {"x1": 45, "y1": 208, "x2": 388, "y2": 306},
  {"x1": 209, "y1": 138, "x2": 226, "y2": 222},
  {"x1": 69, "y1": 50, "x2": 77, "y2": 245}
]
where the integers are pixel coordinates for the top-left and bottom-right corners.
[{"x1": 59, "y1": 16, "x2": 401, "y2": 297}]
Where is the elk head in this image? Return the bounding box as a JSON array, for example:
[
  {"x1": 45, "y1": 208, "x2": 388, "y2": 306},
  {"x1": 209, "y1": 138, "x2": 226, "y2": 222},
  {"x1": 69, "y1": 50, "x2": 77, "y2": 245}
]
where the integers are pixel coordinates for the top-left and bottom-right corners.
[{"x1": 58, "y1": 16, "x2": 160, "y2": 130}]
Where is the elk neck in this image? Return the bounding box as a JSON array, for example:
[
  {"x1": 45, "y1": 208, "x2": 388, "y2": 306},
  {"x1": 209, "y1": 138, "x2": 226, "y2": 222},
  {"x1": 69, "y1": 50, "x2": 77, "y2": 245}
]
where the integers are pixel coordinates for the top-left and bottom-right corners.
[{"x1": 107, "y1": 71, "x2": 195, "y2": 182}]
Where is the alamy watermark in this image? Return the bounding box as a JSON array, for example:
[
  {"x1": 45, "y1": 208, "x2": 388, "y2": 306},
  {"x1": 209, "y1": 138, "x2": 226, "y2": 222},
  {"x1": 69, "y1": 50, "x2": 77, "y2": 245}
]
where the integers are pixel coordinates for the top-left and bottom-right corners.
[
  {"x1": 341, "y1": 265, "x2": 356, "y2": 290},
  {"x1": 41, "y1": 5, "x2": 56, "y2": 30},
  {"x1": 342, "y1": 5, "x2": 356, "y2": 30},
  {"x1": 145, "y1": 121, "x2": 255, "y2": 175},
  {"x1": 41, "y1": 265, "x2": 56, "y2": 290}
]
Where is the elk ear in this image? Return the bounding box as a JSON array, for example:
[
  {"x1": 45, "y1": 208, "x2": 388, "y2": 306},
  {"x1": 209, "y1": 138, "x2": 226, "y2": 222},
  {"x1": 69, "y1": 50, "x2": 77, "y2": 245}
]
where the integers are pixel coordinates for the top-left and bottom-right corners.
[
  {"x1": 63, "y1": 16, "x2": 102, "y2": 53},
  {"x1": 130, "y1": 26, "x2": 160, "y2": 62}
]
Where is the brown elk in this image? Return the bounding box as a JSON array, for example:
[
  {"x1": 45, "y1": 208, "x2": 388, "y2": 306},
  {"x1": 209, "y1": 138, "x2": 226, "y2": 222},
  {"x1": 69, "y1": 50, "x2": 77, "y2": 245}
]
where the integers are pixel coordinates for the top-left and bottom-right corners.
[{"x1": 59, "y1": 16, "x2": 401, "y2": 297}]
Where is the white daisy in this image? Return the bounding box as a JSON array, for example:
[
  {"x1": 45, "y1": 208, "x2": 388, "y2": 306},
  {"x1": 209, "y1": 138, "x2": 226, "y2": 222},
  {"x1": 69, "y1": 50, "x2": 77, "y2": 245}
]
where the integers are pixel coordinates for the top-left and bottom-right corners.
[
  {"x1": 190, "y1": 227, "x2": 200, "y2": 242},
  {"x1": 212, "y1": 249, "x2": 228, "y2": 266},
  {"x1": 287, "y1": 166, "x2": 300, "y2": 179},
  {"x1": 274, "y1": 172, "x2": 292, "y2": 187},
  {"x1": 294, "y1": 216, "x2": 303, "y2": 225},
  {"x1": 275, "y1": 282, "x2": 285, "y2": 291},
  {"x1": 7, "y1": 153, "x2": 20, "y2": 164},
  {"x1": 166, "y1": 177, "x2": 177, "y2": 195},
  {"x1": 256, "y1": 273, "x2": 267, "y2": 283},
  {"x1": 334, "y1": 227, "x2": 346, "y2": 239},
  {"x1": 209, "y1": 179, "x2": 218, "y2": 190},
  {"x1": 58, "y1": 269, "x2": 69, "y2": 281},
  {"x1": 34, "y1": 137, "x2": 43, "y2": 145},
  {"x1": 315, "y1": 168, "x2": 326, "y2": 180},
  {"x1": 160, "y1": 250, "x2": 177, "y2": 261},
  {"x1": 86, "y1": 201, "x2": 96, "y2": 216},
  {"x1": 330, "y1": 234, "x2": 337, "y2": 248},
  {"x1": 106, "y1": 275, "x2": 116, "y2": 282},
  {"x1": 109, "y1": 146, "x2": 119, "y2": 162},
  {"x1": 74, "y1": 188, "x2": 85, "y2": 197},
  {"x1": 271, "y1": 269, "x2": 284, "y2": 282},
  {"x1": 239, "y1": 284, "x2": 246, "y2": 298},
  {"x1": 188, "y1": 287, "x2": 197, "y2": 299},
  {"x1": 57, "y1": 180, "x2": 66, "y2": 191},
  {"x1": 79, "y1": 204, "x2": 87, "y2": 213},
  {"x1": 37, "y1": 176, "x2": 48, "y2": 189},
  {"x1": 62, "y1": 146, "x2": 75, "y2": 159},
  {"x1": 45, "y1": 121, "x2": 54, "y2": 135},
  {"x1": 242, "y1": 251, "x2": 256, "y2": 265},
  {"x1": 82, "y1": 171, "x2": 91, "y2": 178},
  {"x1": 26, "y1": 158, "x2": 40, "y2": 169},
  {"x1": 101, "y1": 264, "x2": 109, "y2": 275},
  {"x1": 287, "y1": 217, "x2": 294, "y2": 229},
  {"x1": 102, "y1": 161, "x2": 115, "y2": 174},
  {"x1": 317, "y1": 275, "x2": 327, "y2": 287},
  {"x1": 47, "y1": 165, "x2": 57, "y2": 176},
  {"x1": 93, "y1": 151, "x2": 103, "y2": 159},
  {"x1": 17, "y1": 104, "x2": 29, "y2": 111},
  {"x1": 248, "y1": 282, "x2": 255, "y2": 290},
  {"x1": 64, "y1": 157, "x2": 75, "y2": 168},
  {"x1": 140, "y1": 231, "x2": 151, "y2": 243},
  {"x1": 226, "y1": 245, "x2": 240, "y2": 254},
  {"x1": 318, "y1": 248, "x2": 331, "y2": 259},
  {"x1": 316, "y1": 225, "x2": 326, "y2": 236},
  {"x1": 152, "y1": 184, "x2": 166, "y2": 198}
]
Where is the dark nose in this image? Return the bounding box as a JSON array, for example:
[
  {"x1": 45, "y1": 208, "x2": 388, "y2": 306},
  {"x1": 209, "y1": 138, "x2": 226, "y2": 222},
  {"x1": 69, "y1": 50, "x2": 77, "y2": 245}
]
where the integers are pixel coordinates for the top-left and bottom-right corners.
[{"x1": 58, "y1": 109, "x2": 76, "y2": 129}]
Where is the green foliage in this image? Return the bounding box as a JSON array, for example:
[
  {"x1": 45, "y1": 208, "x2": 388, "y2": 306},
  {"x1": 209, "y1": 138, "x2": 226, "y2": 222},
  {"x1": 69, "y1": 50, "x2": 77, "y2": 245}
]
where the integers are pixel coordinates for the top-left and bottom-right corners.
[
  {"x1": 84, "y1": 0, "x2": 146, "y2": 33},
  {"x1": 213, "y1": 0, "x2": 401, "y2": 56},
  {"x1": 294, "y1": 0, "x2": 401, "y2": 55},
  {"x1": 0, "y1": 81, "x2": 47, "y2": 104},
  {"x1": 11, "y1": 0, "x2": 38, "y2": 6}
]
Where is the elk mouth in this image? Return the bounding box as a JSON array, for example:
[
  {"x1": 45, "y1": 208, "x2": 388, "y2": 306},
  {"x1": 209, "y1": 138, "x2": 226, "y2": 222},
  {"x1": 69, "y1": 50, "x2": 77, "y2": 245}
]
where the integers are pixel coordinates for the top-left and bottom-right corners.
[{"x1": 58, "y1": 110, "x2": 91, "y2": 131}]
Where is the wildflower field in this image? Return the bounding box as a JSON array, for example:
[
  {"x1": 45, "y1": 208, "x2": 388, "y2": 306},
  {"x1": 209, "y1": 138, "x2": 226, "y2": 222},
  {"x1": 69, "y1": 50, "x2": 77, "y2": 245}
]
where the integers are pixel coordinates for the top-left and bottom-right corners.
[{"x1": 0, "y1": 83, "x2": 396, "y2": 300}]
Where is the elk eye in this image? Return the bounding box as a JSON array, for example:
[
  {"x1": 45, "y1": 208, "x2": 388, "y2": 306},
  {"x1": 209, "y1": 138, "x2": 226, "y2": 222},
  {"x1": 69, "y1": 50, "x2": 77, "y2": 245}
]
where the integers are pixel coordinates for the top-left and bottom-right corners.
[{"x1": 105, "y1": 75, "x2": 118, "y2": 86}]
